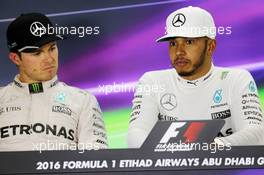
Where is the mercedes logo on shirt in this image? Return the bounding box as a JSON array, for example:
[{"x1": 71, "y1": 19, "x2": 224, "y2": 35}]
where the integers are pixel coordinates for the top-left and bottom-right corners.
[
  {"x1": 30, "y1": 22, "x2": 46, "y2": 37},
  {"x1": 172, "y1": 13, "x2": 186, "y2": 27},
  {"x1": 160, "y1": 93, "x2": 177, "y2": 111}
]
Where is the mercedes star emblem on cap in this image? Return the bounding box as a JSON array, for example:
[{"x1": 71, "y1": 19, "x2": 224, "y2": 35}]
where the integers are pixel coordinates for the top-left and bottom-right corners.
[
  {"x1": 30, "y1": 22, "x2": 46, "y2": 37},
  {"x1": 172, "y1": 13, "x2": 186, "y2": 27}
]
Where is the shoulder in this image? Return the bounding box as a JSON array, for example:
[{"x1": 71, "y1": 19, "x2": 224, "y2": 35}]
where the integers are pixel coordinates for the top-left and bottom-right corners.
[
  {"x1": 213, "y1": 67, "x2": 255, "y2": 92},
  {"x1": 57, "y1": 82, "x2": 98, "y2": 102},
  {"x1": 0, "y1": 86, "x2": 5, "y2": 95},
  {"x1": 214, "y1": 67, "x2": 252, "y2": 80},
  {"x1": 140, "y1": 69, "x2": 176, "y2": 82},
  {"x1": 0, "y1": 83, "x2": 12, "y2": 101},
  {"x1": 0, "y1": 83, "x2": 12, "y2": 93}
]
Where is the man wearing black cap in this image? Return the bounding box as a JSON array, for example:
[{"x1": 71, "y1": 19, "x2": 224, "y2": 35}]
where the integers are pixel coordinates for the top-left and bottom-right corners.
[{"x1": 0, "y1": 13, "x2": 107, "y2": 151}]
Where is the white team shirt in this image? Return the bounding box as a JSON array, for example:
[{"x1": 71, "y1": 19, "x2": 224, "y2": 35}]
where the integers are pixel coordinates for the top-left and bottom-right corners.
[
  {"x1": 128, "y1": 65, "x2": 264, "y2": 148},
  {"x1": 0, "y1": 75, "x2": 107, "y2": 151}
]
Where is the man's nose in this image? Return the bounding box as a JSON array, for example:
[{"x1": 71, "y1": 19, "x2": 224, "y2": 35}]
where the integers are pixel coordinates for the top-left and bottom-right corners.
[
  {"x1": 175, "y1": 43, "x2": 186, "y2": 57},
  {"x1": 43, "y1": 52, "x2": 54, "y2": 63}
]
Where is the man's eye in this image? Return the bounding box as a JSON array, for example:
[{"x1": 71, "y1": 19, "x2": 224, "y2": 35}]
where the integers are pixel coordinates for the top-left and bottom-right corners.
[
  {"x1": 50, "y1": 47, "x2": 56, "y2": 51},
  {"x1": 169, "y1": 41, "x2": 176, "y2": 46},
  {"x1": 186, "y1": 39, "x2": 194, "y2": 45}
]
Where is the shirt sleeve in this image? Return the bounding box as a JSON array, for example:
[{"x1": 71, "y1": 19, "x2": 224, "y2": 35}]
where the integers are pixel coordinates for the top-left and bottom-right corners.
[
  {"x1": 127, "y1": 73, "x2": 160, "y2": 148},
  {"x1": 77, "y1": 93, "x2": 108, "y2": 149},
  {"x1": 216, "y1": 70, "x2": 264, "y2": 145}
]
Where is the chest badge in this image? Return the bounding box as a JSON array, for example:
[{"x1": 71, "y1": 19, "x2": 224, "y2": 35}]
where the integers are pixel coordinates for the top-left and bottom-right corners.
[
  {"x1": 55, "y1": 92, "x2": 66, "y2": 104},
  {"x1": 160, "y1": 93, "x2": 177, "y2": 111},
  {"x1": 213, "y1": 89, "x2": 222, "y2": 104}
]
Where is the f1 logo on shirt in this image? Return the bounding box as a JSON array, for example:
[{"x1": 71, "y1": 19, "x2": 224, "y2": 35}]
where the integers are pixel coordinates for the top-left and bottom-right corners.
[{"x1": 160, "y1": 122, "x2": 206, "y2": 144}]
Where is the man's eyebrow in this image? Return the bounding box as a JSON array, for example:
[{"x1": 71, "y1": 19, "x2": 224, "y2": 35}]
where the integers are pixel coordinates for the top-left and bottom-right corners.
[
  {"x1": 31, "y1": 49, "x2": 42, "y2": 53},
  {"x1": 50, "y1": 43, "x2": 56, "y2": 47}
]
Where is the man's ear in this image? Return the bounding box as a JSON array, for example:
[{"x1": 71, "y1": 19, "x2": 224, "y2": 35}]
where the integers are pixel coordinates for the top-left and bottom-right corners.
[
  {"x1": 9, "y1": 52, "x2": 21, "y2": 66},
  {"x1": 207, "y1": 39, "x2": 216, "y2": 55}
]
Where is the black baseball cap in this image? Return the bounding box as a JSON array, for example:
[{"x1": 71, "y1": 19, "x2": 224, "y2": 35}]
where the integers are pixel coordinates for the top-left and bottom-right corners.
[{"x1": 6, "y1": 13, "x2": 64, "y2": 53}]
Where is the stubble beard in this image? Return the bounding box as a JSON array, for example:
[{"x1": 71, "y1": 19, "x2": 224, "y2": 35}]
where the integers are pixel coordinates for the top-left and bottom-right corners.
[{"x1": 173, "y1": 41, "x2": 208, "y2": 77}]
